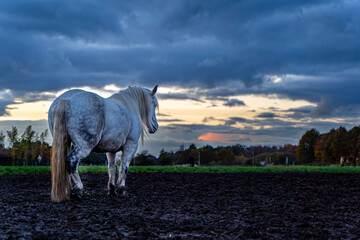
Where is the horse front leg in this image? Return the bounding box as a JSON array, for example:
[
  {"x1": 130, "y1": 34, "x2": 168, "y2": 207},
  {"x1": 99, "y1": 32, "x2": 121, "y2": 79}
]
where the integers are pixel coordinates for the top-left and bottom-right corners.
[
  {"x1": 117, "y1": 140, "x2": 138, "y2": 197},
  {"x1": 106, "y1": 152, "x2": 117, "y2": 196}
]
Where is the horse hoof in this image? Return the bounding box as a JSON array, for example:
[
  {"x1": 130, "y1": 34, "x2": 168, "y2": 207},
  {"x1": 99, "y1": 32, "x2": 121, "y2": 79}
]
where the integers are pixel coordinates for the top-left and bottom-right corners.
[
  {"x1": 71, "y1": 193, "x2": 82, "y2": 201},
  {"x1": 108, "y1": 184, "x2": 117, "y2": 196},
  {"x1": 120, "y1": 191, "x2": 128, "y2": 198},
  {"x1": 70, "y1": 189, "x2": 83, "y2": 201},
  {"x1": 108, "y1": 191, "x2": 117, "y2": 196},
  {"x1": 116, "y1": 186, "x2": 128, "y2": 197}
]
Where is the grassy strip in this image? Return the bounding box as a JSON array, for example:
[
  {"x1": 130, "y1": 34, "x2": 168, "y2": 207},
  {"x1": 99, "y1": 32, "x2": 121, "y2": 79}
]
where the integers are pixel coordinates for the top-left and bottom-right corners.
[
  {"x1": 0, "y1": 166, "x2": 50, "y2": 176},
  {"x1": 2, "y1": 165, "x2": 360, "y2": 176},
  {"x1": 128, "y1": 166, "x2": 360, "y2": 173},
  {"x1": 0, "y1": 166, "x2": 107, "y2": 176}
]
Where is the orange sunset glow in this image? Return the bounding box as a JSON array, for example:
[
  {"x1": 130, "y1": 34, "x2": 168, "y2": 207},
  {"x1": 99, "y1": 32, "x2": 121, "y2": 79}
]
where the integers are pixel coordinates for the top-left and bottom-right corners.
[{"x1": 198, "y1": 133, "x2": 249, "y2": 143}]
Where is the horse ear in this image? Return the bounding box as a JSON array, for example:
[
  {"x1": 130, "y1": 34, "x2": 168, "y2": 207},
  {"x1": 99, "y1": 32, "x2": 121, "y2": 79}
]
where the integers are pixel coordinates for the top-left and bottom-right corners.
[{"x1": 151, "y1": 85, "x2": 158, "y2": 96}]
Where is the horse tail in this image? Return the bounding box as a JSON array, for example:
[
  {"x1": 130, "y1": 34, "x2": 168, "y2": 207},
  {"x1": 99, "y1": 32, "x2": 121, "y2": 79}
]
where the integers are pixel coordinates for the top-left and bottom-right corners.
[{"x1": 51, "y1": 99, "x2": 70, "y2": 203}]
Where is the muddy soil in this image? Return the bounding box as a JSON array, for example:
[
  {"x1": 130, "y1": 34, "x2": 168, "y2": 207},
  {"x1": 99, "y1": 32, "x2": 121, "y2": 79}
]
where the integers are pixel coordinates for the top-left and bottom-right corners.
[{"x1": 1, "y1": 172, "x2": 360, "y2": 239}]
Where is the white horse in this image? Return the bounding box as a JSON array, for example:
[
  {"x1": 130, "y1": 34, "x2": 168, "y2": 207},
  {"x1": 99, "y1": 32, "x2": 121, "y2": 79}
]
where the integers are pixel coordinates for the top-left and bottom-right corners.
[
  {"x1": 340, "y1": 156, "x2": 357, "y2": 167},
  {"x1": 48, "y1": 85, "x2": 159, "y2": 203}
]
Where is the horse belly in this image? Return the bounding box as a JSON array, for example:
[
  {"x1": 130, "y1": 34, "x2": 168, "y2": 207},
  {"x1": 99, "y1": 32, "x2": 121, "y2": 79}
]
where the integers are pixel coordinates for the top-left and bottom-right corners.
[{"x1": 94, "y1": 131, "x2": 128, "y2": 152}]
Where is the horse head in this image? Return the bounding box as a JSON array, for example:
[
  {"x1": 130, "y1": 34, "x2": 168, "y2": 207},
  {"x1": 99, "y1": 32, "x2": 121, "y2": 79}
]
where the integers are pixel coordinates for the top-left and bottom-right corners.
[{"x1": 147, "y1": 85, "x2": 159, "y2": 134}]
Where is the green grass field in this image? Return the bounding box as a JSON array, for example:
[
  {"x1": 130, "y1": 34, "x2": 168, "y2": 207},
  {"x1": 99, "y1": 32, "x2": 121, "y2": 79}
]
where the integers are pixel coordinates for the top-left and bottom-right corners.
[{"x1": 2, "y1": 165, "x2": 360, "y2": 176}]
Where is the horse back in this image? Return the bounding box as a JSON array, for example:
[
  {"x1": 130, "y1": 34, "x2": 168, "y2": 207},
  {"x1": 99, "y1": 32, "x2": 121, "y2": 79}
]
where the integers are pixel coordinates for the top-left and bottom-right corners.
[{"x1": 49, "y1": 89, "x2": 134, "y2": 152}]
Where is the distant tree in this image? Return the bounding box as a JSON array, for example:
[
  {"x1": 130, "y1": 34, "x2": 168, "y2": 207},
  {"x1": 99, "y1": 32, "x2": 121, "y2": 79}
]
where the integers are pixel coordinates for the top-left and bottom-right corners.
[
  {"x1": 331, "y1": 127, "x2": 348, "y2": 161},
  {"x1": 198, "y1": 146, "x2": 214, "y2": 165},
  {"x1": 21, "y1": 125, "x2": 37, "y2": 162},
  {"x1": 231, "y1": 144, "x2": 245, "y2": 156},
  {"x1": 179, "y1": 149, "x2": 190, "y2": 165},
  {"x1": 0, "y1": 132, "x2": 4, "y2": 149},
  {"x1": 314, "y1": 133, "x2": 329, "y2": 163},
  {"x1": 320, "y1": 128, "x2": 334, "y2": 163},
  {"x1": 216, "y1": 147, "x2": 235, "y2": 165},
  {"x1": 7, "y1": 126, "x2": 18, "y2": 148},
  {"x1": 189, "y1": 143, "x2": 197, "y2": 150},
  {"x1": 7, "y1": 126, "x2": 19, "y2": 161},
  {"x1": 297, "y1": 128, "x2": 319, "y2": 164},
  {"x1": 135, "y1": 151, "x2": 155, "y2": 165},
  {"x1": 159, "y1": 148, "x2": 172, "y2": 165},
  {"x1": 279, "y1": 144, "x2": 297, "y2": 155},
  {"x1": 348, "y1": 127, "x2": 360, "y2": 158},
  {"x1": 159, "y1": 152, "x2": 172, "y2": 165},
  {"x1": 40, "y1": 129, "x2": 49, "y2": 144},
  {"x1": 21, "y1": 125, "x2": 36, "y2": 145},
  {"x1": 36, "y1": 129, "x2": 51, "y2": 165},
  {"x1": 203, "y1": 145, "x2": 214, "y2": 151},
  {"x1": 159, "y1": 148, "x2": 166, "y2": 158}
]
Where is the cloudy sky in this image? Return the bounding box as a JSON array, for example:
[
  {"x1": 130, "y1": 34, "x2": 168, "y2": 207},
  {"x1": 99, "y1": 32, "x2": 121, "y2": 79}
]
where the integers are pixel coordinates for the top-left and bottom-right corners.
[{"x1": 1, "y1": 0, "x2": 360, "y2": 155}]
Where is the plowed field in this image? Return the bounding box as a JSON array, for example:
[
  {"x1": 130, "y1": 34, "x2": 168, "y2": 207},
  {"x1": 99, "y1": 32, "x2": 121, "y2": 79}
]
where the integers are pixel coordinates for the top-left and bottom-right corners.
[{"x1": 1, "y1": 172, "x2": 360, "y2": 239}]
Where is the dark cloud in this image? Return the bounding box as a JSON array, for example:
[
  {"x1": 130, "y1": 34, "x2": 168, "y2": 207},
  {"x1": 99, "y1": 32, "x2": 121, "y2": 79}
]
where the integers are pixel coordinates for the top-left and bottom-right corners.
[
  {"x1": 16, "y1": 92, "x2": 57, "y2": 103},
  {"x1": 223, "y1": 99, "x2": 245, "y2": 107},
  {"x1": 158, "y1": 119, "x2": 184, "y2": 122},
  {"x1": 0, "y1": 100, "x2": 11, "y2": 116},
  {"x1": 0, "y1": 91, "x2": 14, "y2": 116},
  {"x1": 2, "y1": 0, "x2": 359, "y2": 94},
  {"x1": 229, "y1": 117, "x2": 248, "y2": 122},
  {"x1": 1, "y1": 1, "x2": 124, "y2": 40},
  {"x1": 232, "y1": 136, "x2": 252, "y2": 143},
  {"x1": 286, "y1": 112, "x2": 308, "y2": 120},
  {"x1": 224, "y1": 117, "x2": 249, "y2": 126},
  {"x1": 157, "y1": 113, "x2": 171, "y2": 117},
  {"x1": 256, "y1": 112, "x2": 277, "y2": 118},
  {"x1": 286, "y1": 105, "x2": 314, "y2": 114},
  {"x1": 202, "y1": 116, "x2": 216, "y2": 123},
  {"x1": 157, "y1": 93, "x2": 203, "y2": 102},
  {"x1": 283, "y1": 105, "x2": 314, "y2": 119}
]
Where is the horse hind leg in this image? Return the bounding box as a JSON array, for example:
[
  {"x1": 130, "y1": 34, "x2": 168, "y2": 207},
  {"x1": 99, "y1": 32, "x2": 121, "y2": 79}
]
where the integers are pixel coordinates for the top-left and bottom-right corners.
[
  {"x1": 67, "y1": 146, "x2": 91, "y2": 200},
  {"x1": 117, "y1": 141, "x2": 138, "y2": 197},
  {"x1": 69, "y1": 172, "x2": 83, "y2": 201},
  {"x1": 106, "y1": 152, "x2": 117, "y2": 196}
]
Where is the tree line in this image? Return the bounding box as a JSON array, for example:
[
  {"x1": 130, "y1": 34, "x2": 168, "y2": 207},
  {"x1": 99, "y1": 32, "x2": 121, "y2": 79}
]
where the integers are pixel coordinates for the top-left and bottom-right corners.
[
  {"x1": 0, "y1": 125, "x2": 111, "y2": 166},
  {"x1": 134, "y1": 143, "x2": 297, "y2": 166},
  {"x1": 297, "y1": 126, "x2": 360, "y2": 164},
  {"x1": 6, "y1": 124, "x2": 354, "y2": 166},
  {"x1": 0, "y1": 126, "x2": 50, "y2": 166}
]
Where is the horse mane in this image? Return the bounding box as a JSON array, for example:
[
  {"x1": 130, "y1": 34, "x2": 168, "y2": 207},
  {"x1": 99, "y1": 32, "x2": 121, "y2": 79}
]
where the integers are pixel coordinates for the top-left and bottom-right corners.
[{"x1": 110, "y1": 86, "x2": 158, "y2": 142}]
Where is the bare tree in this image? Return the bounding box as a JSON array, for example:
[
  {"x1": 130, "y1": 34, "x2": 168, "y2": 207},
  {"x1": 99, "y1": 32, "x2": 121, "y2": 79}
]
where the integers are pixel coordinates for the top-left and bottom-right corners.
[{"x1": 0, "y1": 132, "x2": 5, "y2": 149}]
